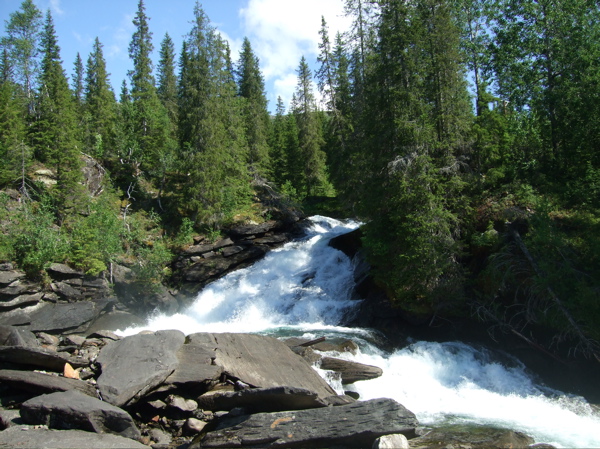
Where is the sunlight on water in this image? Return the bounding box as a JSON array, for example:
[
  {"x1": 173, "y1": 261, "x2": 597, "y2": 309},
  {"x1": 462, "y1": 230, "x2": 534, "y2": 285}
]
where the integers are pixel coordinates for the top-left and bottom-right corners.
[{"x1": 118, "y1": 216, "x2": 600, "y2": 448}]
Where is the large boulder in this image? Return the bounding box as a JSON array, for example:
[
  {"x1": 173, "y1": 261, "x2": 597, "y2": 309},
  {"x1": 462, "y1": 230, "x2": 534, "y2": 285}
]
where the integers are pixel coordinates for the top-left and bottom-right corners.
[
  {"x1": 187, "y1": 333, "x2": 336, "y2": 400},
  {"x1": 0, "y1": 325, "x2": 38, "y2": 347},
  {"x1": 0, "y1": 345, "x2": 87, "y2": 371},
  {"x1": 319, "y1": 356, "x2": 383, "y2": 384},
  {"x1": 0, "y1": 427, "x2": 148, "y2": 448},
  {"x1": 198, "y1": 398, "x2": 419, "y2": 448},
  {"x1": 20, "y1": 390, "x2": 141, "y2": 440},
  {"x1": 95, "y1": 329, "x2": 185, "y2": 407}
]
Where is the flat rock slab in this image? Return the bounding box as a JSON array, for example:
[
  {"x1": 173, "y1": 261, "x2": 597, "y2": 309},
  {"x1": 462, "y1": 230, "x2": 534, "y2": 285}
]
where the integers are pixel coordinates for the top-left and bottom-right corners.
[
  {"x1": 199, "y1": 398, "x2": 419, "y2": 448},
  {"x1": 164, "y1": 340, "x2": 223, "y2": 389},
  {"x1": 197, "y1": 386, "x2": 328, "y2": 413},
  {"x1": 188, "y1": 333, "x2": 336, "y2": 400},
  {"x1": 21, "y1": 390, "x2": 141, "y2": 440},
  {"x1": 319, "y1": 356, "x2": 383, "y2": 384},
  {"x1": 0, "y1": 427, "x2": 148, "y2": 448},
  {"x1": 0, "y1": 369, "x2": 97, "y2": 397},
  {"x1": 96, "y1": 329, "x2": 185, "y2": 407},
  {"x1": 408, "y1": 425, "x2": 535, "y2": 449},
  {"x1": 0, "y1": 346, "x2": 87, "y2": 371},
  {"x1": 27, "y1": 302, "x2": 99, "y2": 333}
]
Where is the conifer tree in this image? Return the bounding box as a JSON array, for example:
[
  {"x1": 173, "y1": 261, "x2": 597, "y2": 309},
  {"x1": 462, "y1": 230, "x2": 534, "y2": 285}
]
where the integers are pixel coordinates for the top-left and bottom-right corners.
[
  {"x1": 237, "y1": 37, "x2": 270, "y2": 175},
  {"x1": 72, "y1": 53, "x2": 84, "y2": 108},
  {"x1": 0, "y1": 0, "x2": 42, "y2": 113},
  {"x1": 269, "y1": 96, "x2": 289, "y2": 186},
  {"x1": 34, "y1": 10, "x2": 83, "y2": 213},
  {"x1": 291, "y1": 57, "x2": 328, "y2": 197},
  {"x1": 157, "y1": 32, "x2": 178, "y2": 127},
  {"x1": 84, "y1": 38, "x2": 117, "y2": 159}
]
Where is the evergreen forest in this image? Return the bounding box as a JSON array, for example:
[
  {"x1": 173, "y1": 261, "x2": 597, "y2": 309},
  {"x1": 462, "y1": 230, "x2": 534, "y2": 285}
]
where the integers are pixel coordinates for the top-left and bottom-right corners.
[{"x1": 1, "y1": 0, "x2": 600, "y2": 360}]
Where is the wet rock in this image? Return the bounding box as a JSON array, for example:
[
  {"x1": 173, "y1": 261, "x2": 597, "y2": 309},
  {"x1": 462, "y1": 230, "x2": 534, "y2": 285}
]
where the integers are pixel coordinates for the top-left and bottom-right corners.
[
  {"x1": 319, "y1": 356, "x2": 383, "y2": 384},
  {"x1": 196, "y1": 386, "x2": 328, "y2": 413},
  {"x1": 198, "y1": 398, "x2": 419, "y2": 448},
  {"x1": 0, "y1": 369, "x2": 97, "y2": 397},
  {"x1": 0, "y1": 427, "x2": 148, "y2": 448},
  {"x1": 21, "y1": 390, "x2": 141, "y2": 440},
  {"x1": 183, "y1": 238, "x2": 235, "y2": 255},
  {"x1": 96, "y1": 329, "x2": 185, "y2": 407},
  {"x1": 408, "y1": 425, "x2": 536, "y2": 449}
]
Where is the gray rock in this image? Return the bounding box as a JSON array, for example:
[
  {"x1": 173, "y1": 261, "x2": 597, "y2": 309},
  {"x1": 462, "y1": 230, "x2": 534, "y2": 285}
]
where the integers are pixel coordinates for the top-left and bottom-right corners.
[
  {"x1": 0, "y1": 369, "x2": 97, "y2": 397},
  {"x1": 198, "y1": 398, "x2": 419, "y2": 448},
  {"x1": 0, "y1": 325, "x2": 39, "y2": 347},
  {"x1": 0, "y1": 270, "x2": 25, "y2": 285},
  {"x1": 0, "y1": 292, "x2": 43, "y2": 310},
  {"x1": 373, "y1": 434, "x2": 410, "y2": 449},
  {"x1": 408, "y1": 425, "x2": 535, "y2": 449},
  {"x1": 149, "y1": 427, "x2": 173, "y2": 445},
  {"x1": 0, "y1": 427, "x2": 148, "y2": 448},
  {"x1": 0, "y1": 279, "x2": 41, "y2": 296},
  {"x1": 96, "y1": 329, "x2": 185, "y2": 407},
  {"x1": 319, "y1": 356, "x2": 383, "y2": 384},
  {"x1": 163, "y1": 339, "x2": 223, "y2": 390},
  {"x1": 37, "y1": 332, "x2": 60, "y2": 346},
  {"x1": 183, "y1": 237, "x2": 235, "y2": 255},
  {"x1": 196, "y1": 386, "x2": 328, "y2": 413},
  {"x1": 0, "y1": 345, "x2": 87, "y2": 371},
  {"x1": 51, "y1": 281, "x2": 83, "y2": 300},
  {"x1": 0, "y1": 409, "x2": 24, "y2": 428},
  {"x1": 186, "y1": 417, "x2": 208, "y2": 434},
  {"x1": 188, "y1": 332, "x2": 336, "y2": 400},
  {"x1": 27, "y1": 301, "x2": 100, "y2": 334},
  {"x1": 47, "y1": 263, "x2": 84, "y2": 277},
  {"x1": 21, "y1": 390, "x2": 141, "y2": 440},
  {"x1": 167, "y1": 394, "x2": 198, "y2": 413}
]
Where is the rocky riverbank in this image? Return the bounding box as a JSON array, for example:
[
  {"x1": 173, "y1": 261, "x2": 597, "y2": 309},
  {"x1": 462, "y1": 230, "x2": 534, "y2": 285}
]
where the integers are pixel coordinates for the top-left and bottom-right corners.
[{"x1": 0, "y1": 219, "x2": 554, "y2": 448}]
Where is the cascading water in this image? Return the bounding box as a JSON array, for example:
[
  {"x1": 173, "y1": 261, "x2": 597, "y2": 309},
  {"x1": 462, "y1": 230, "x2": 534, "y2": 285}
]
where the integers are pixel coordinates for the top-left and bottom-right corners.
[{"x1": 119, "y1": 216, "x2": 600, "y2": 448}]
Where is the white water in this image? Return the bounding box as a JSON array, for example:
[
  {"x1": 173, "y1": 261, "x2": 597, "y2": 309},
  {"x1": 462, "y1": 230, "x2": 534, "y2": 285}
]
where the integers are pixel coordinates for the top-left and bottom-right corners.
[{"x1": 119, "y1": 216, "x2": 600, "y2": 448}]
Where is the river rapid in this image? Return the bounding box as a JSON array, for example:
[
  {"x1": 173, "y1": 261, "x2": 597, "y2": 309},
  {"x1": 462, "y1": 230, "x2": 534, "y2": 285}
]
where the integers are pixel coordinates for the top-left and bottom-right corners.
[{"x1": 120, "y1": 216, "x2": 600, "y2": 448}]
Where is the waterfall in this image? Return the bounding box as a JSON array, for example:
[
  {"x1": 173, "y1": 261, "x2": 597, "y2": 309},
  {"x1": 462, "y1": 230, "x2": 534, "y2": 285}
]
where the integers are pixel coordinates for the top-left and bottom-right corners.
[{"x1": 119, "y1": 216, "x2": 600, "y2": 448}]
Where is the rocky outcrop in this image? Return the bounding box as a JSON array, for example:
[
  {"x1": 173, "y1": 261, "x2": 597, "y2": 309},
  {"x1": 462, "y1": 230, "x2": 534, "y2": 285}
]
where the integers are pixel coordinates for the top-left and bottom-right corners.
[
  {"x1": 408, "y1": 425, "x2": 536, "y2": 449},
  {"x1": 197, "y1": 398, "x2": 419, "y2": 448},
  {"x1": 0, "y1": 427, "x2": 149, "y2": 448}
]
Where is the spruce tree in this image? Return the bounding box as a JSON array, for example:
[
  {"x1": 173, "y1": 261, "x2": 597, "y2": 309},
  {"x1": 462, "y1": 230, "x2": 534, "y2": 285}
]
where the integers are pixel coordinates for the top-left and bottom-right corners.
[
  {"x1": 269, "y1": 96, "x2": 289, "y2": 186},
  {"x1": 72, "y1": 53, "x2": 84, "y2": 108},
  {"x1": 291, "y1": 57, "x2": 328, "y2": 197},
  {"x1": 84, "y1": 37, "x2": 117, "y2": 159},
  {"x1": 237, "y1": 37, "x2": 270, "y2": 175},
  {"x1": 34, "y1": 10, "x2": 83, "y2": 213},
  {"x1": 157, "y1": 32, "x2": 178, "y2": 127}
]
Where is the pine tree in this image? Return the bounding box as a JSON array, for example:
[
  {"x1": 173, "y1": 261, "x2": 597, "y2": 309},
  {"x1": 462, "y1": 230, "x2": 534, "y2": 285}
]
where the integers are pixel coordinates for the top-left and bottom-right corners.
[
  {"x1": 33, "y1": 10, "x2": 83, "y2": 213},
  {"x1": 237, "y1": 37, "x2": 270, "y2": 175},
  {"x1": 157, "y1": 32, "x2": 178, "y2": 128},
  {"x1": 84, "y1": 37, "x2": 117, "y2": 159},
  {"x1": 72, "y1": 53, "x2": 84, "y2": 108},
  {"x1": 269, "y1": 96, "x2": 289, "y2": 186}
]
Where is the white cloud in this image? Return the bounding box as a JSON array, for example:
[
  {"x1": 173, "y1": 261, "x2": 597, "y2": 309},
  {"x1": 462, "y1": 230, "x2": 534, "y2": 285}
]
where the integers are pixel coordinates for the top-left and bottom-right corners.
[
  {"x1": 217, "y1": 29, "x2": 244, "y2": 64},
  {"x1": 49, "y1": 0, "x2": 64, "y2": 16},
  {"x1": 240, "y1": 0, "x2": 351, "y2": 110}
]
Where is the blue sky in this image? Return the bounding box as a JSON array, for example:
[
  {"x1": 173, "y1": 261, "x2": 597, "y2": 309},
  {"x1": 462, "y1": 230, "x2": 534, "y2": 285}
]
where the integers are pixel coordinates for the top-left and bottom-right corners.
[{"x1": 1, "y1": 0, "x2": 352, "y2": 111}]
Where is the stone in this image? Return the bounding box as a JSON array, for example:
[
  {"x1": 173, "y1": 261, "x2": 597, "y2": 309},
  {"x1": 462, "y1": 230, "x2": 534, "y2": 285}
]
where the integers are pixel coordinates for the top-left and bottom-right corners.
[
  {"x1": 0, "y1": 279, "x2": 41, "y2": 296},
  {"x1": 373, "y1": 434, "x2": 410, "y2": 449},
  {"x1": 0, "y1": 369, "x2": 97, "y2": 397},
  {"x1": 0, "y1": 270, "x2": 25, "y2": 285},
  {"x1": 319, "y1": 356, "x2": 383, "y2": 384},
  {"x1": 27, "y1": 302, "x2": 100, "y2": 334},
  {"x1": 0, "y1": 409, "x2": 23, "y2": 428},
  {"x1": 47, "y1": 263, "x2": 84, "y2": 278},
  {"x1": 228, "y1": 220, "x2": 281, "y2": 237},
  {"x1": 0, "y1": 427, "x2": 148, "y2": 448},
  {"x1": 21, "y1": 390, "x2": 141, "y2": 440},
  {"x1": 0, "y1": 325, "x2": 39, "y2": 347},
  {"x1": 64, "y1": 335, "x2": 86, "y2": 346},
  {"x1": 186, "y1": 417, "x2": 208, "y2": 434},
  {"x1": 187, "y1": 332, "x2": 336, "y2": 400},
  {"x1": 162, "y1": 340, "x2": 223, "y2": 391},
  {"x1": 408, "y1": 425, "x2": 536, "y2": 449},
  {"x1": 196, "y1": 386, "x2": 328, "y2": 413},
  {"x1": 96, "y1": 329, "x2": 185, "y2": 407},
  {"x1": 169, "y1": 394, "x2": 198, "y2": 410},
  {"x1": 0, "y1": 292, "x2": 43, "y2": 310},
  {"x1": 51, "y1": 281, "x2": 83, "y2": 300},
  {"x1": 63, "y1": 362, "x2": 80, "y2": 379},
  {"x1": 149, "y1": 427, "x2": 172, "y2": 446},
  {"x1": 37, "y1": 332, "x2": 60, "y2": 346},
  {"x1": 0, "y1": 346, "x2": 87, "y2": 371},
  {"x1": 87, "y1": 329, "x2": 121, "y2": 340},
  {"x1": 198, "y1": 398, "x2": 419, "y2": 448},
  {"x1": 183, "y1": 238, "x2": 235, "y2": 255}
]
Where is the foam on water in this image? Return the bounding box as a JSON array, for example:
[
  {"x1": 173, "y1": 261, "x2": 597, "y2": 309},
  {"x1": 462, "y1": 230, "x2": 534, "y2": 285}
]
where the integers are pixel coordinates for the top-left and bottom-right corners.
[{"x1": 118, "y1": 216, "x2": 600, "y2": 448}]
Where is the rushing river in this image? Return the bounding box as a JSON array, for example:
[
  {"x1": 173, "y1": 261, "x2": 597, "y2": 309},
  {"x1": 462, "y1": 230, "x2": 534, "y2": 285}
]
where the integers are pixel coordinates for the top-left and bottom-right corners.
[{"x1": 120, "y1": 216, "x2": 600, "y2": 448}]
